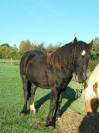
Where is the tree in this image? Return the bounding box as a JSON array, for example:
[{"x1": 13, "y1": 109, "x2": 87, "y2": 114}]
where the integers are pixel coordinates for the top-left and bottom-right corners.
[
  {"x1": 46, "y1": 43, "x2": 59, "y2": 54},
  {"x1": 1, "y1": 43, "x2": 10, "y2": 47},
  {"x1": 31, "y1": 42, "x2": 46, "y2": 53},
  {"x1": 91, "y1": 38, "x2": 99, "y2": 60},
  {"x1": 0, "y1": 43, "x2": 19, "y2": 59},
  {"x1": 19, "y1": 40, "x2": 32, "y2": 53}
]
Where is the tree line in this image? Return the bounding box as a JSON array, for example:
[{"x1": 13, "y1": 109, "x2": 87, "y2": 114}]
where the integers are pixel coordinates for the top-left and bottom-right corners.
[
  {"x1": 0, "y1": 38, "x2": 99, "y2": 62},
  {"x1": 0, "y1": 40, "x2": 60, "y2": 59}
]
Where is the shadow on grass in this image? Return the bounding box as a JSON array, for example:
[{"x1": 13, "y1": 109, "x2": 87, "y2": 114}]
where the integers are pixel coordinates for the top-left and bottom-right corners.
[{"x1": 35, "y1": 87, "x2": 76, "y2": 114}]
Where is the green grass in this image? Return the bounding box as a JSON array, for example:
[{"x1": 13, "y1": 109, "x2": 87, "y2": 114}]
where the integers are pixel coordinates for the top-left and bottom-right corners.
[{"x1": 0, "y1": 63, "x2": 85, "y2": 133}]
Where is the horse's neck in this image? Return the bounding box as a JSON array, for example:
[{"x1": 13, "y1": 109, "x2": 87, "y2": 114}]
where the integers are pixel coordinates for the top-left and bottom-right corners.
[{"x1": 63, "y1": 66, "x2": 73, "y2": 79}]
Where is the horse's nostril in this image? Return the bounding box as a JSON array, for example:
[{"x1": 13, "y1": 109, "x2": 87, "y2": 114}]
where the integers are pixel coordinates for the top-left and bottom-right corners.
[{"x1": 78, "y1": 78, "x2": 84, "y2": 83}]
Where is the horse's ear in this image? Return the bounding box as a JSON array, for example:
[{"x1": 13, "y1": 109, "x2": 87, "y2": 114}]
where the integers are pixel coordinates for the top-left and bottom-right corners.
[
  {"x1": 89, "y1": 40, "x2": 93, "y2": 49},
  {"x1": 73, "y1": 37, "x2": 77, "y2": 43}
]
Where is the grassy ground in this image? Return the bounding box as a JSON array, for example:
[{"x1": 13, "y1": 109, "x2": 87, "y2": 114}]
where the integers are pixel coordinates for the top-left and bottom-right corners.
[{"x1": 0, "y1": 63, "x2": 85, "y2": 133}]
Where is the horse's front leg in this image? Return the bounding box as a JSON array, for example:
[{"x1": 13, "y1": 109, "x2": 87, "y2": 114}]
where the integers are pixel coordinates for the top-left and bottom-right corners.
[
  {"x1": 56, "y1": 91, "x2": 64, "y2": 119},
  {"x1": 46, "y1": 88, "x2": 59, "y2": 127}
]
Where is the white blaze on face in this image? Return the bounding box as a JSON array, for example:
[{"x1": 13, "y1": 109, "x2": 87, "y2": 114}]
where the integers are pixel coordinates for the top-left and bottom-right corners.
[{"x1": 81, "y1": 50, "x2": 86, "y2": 56}]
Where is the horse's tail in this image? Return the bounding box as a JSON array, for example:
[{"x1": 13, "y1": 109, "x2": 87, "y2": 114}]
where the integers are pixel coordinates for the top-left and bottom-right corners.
[{"x1": 20, "y1": 51, "x2": 39, "y2": 76}]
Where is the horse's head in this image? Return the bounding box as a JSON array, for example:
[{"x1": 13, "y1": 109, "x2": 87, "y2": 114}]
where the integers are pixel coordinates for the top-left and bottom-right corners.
[
  {"x1": 83, "y1": 64, "x2": 99, "y2": 114},
  {"x1": 83, "y1": 82, "x2": 99, "y2": 114},
  {"x1": 73, "y1": 38, "x2": 93, "y2": 83}
]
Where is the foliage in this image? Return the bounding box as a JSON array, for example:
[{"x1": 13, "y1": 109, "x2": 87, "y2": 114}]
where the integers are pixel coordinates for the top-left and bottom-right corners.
[
  {"x1": 88, "y1": 60, "x2": 99, "y2": 72},
  {"x1": 0, "y1": 45, "x2": 19, "y2": 59},
  {"x1": 46, "y1": 43, "x2": 59, "y2": 54},
  {"x1": 19, "y1": 40, "x2": 32, "y2": 53},
  {"x1": 91, "y1": 40, "x2": 99, "y2": 60},
  {"x1": 0, "y1": 41, "x2": 59, "y2": 59},
  {"x1": 88, "y1": 37, "x2": 99, "y2": 71}
]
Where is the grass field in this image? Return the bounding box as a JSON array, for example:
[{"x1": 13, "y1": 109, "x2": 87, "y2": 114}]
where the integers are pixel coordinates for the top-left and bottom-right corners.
[{"x1": 0, "y1": 63, "x2": 85, "y2": 133}]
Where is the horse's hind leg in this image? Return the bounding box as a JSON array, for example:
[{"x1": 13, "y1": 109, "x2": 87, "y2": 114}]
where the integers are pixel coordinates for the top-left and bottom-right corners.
[
  {"x1": 20, "y1": 75, "x2": 31, "y2": 114},
  {"x1": 29, "y1": 84, "x2": 37, "y2": 113}
]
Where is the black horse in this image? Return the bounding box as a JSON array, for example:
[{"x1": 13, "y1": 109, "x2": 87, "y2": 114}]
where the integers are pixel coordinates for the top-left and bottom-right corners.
[{"x1": 20, "y1": 38, "x2": 92, "y2": 127}]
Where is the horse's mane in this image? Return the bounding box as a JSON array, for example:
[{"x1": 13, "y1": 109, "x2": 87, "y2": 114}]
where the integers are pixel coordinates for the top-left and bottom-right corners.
[
  {"x1": 83, "y1": 63, "x2": 99, "y2": 101},
  {"x1": 47, "y1": 42, "x2": 74, "y2": 69},
  {"x1": 47, "y1": 41, "x2": 90, "y2": 70}
]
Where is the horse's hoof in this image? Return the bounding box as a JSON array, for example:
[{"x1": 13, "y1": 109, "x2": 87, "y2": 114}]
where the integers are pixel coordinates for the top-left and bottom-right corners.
[
  {"x1": 56, "y1": 111, "x2": 61, "y2": 119},
  {"x1": 57, "y1": 117, "x2": 61, "y2": 121},
  {"x1": 56, "y1": 114, "x2": 61, "y2": 121},
  {"x1": 30, "y1": 109, "x2": 36, "y2": 114},
  {"x1": 45, "y1": 121, "x2": 55, "y2": 128},
  {"x1": 20, "y1": 110, "x2": 30, "y2": 115}
]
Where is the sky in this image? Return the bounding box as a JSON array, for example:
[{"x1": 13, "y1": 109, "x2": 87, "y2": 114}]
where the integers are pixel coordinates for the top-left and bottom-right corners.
[{"x1": 0, "y1": 0, "x2": 99, "y2": 47}]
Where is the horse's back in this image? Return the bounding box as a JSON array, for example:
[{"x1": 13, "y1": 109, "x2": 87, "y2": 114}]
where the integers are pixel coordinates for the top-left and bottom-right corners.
[{"x1": 20, "y1": 50, "x2": 46, "y2": 75}]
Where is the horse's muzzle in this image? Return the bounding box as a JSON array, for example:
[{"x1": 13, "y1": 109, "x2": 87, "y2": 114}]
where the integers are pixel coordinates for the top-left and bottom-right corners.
[{"x1": 78, "y1": 75, "x2": 87, "y2": 84}]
